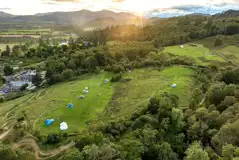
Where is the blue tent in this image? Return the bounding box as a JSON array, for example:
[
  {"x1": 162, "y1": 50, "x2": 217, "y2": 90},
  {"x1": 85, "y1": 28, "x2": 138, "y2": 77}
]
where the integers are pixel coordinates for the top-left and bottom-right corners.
[
  {"x1": 45, "y1": 119, "x2": 55, "y2": 126},
  {"x1": 68, "y1": 103, "x2": 74, "y2": 108}
]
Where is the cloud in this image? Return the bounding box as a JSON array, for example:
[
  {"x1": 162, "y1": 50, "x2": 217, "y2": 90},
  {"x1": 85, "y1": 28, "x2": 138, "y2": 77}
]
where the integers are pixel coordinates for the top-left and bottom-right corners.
[
  {"x1": 145, "y1": 1, "x2": 239, "y2": 18},
  {"x1": 112, "y1": 0, "x2": 126, "y2": 2}
]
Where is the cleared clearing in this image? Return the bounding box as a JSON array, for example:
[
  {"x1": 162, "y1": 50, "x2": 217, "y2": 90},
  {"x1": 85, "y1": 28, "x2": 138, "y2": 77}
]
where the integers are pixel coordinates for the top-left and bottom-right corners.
[
  {"x1": 101, "y1": 66, "x2": 196, "y2": 121},
  {"x1": 164, "y1": 44, "x2": 225, "y2": 65},
  {"x1": 216, "y1": 45, "x2": 239, "y2": 64}
]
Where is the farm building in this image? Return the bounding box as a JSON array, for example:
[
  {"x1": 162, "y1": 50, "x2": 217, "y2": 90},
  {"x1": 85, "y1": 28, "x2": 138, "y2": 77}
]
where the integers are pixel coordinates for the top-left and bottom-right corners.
[{"x1": 9, "y1": 81, "x2": 32, "y2": 91}]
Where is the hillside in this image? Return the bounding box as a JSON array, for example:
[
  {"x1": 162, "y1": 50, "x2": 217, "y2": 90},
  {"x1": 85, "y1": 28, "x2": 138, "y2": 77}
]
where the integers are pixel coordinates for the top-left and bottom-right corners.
[{"x1": 0, "y1": 10, "x2": 139, "y2": 26}]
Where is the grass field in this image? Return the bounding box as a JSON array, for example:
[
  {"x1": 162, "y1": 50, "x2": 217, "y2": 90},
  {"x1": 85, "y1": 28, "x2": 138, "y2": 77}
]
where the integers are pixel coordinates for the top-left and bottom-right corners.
[
  {"x1": 101, "y1": 66, "x2": 195, "y2": 121},
  {"x1": 196, "y1": 35, "x2": 239, "y2": 49},
  {"x1": 163, "y1": 44, "x2": 225, "y2": 65},
  {"x1": 216, "y1": 45, "x2": 239, "y2": 63},
  {"x1": 0, "y1": 72, "x2": 114, "y2": 134},
  {"x1": 0, "y1": 66, "x2": 196, "y2": 135}
]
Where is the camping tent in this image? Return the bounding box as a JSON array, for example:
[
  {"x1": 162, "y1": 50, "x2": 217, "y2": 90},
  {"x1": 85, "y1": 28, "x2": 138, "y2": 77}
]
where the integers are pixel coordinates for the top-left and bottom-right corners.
[
  {"x1": 83, "y1": 90, "x2": 89, "y2": 94},
  {"x1": 60, "y1": 122, "x2": 68, "y2": 130},
  {"x1": 79, "y1": 95, "x2": 85, "y2": 99},
  {"x1": 85, "y1": 87, "x2": 88, "y2": 90},
  {"x1": 104, "y1": 79, "x2": 109, "y2": 84},
  {"x1": 172, "y1": 84, "x2": 177, "y2": 88},
  {"x1": 68, "y1": 103, "x2": 74, "y2": 108},
  {"x1": 45, "y1": 119, "x2": 55, "y2": 126}
]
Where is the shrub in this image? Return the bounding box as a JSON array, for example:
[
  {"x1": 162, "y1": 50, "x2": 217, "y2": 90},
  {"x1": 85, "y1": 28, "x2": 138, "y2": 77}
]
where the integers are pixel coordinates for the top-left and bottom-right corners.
[
  {"x1": 110, "y1": 74, "x2": 122, "y2": 82},
  {"x1": 214, "y1": 36, "x2": 223, "y2": 47}
]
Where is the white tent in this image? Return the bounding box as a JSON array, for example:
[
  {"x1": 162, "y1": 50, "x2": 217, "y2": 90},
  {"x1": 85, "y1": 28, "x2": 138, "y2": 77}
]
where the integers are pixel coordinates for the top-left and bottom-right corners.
[
  {"x1": 180, "y1": 45, "x2": 184, "y2": 48},
  {"x1": 83, "y1": 90, "x2": 89, "y2": 94},
  {"x1": 85, "y1": 87, "x2": 88, "y2": 90},
  {"x1": 60, "y1": 122, "x2": 68, "y2": 131},
  {"x1": 172, "y1": 84, "x2": 177, "y2": 88},
  {"x1": 104, "y1": 79, "x2": 109, "y2": 84}
]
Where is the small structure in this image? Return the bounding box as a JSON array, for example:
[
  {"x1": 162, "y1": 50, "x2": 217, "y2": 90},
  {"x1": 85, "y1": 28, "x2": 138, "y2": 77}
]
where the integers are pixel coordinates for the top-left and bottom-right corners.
[
  {"x1": 9, "y1": 81, "x2": 32, "y2": 91},
  {"x1": 26, "y1": 84, "x2": 36, "y2": 91},
  {"x1": 13, "y1": 66, "x2": 20, "y2": 71},
  {"x1": 60, "y1": 122, "x2": 68, "y2": 131},
  {"x1": 104, "y1": 79, "x2": 109, "y2": 84},
  {"x1": 79, "y1": 95, "x2": 85, "y2": 99},
  {"x1": 45, "y1": 119, "x2": 55, "y2": 126},
  {"x1": 171, "y1": 84, "x2": 177, "y2": 88},
  {"x1": 180, "y1": 45, "x2": 184, "y2": 48},
  {"x1": 85, "y1": 87, "x2": 89, "y2": 90},
  {"x1": 83, "y1": 90, "x2": 89, "y2": 94},
  {"x1": 68, "y1": 103, "x2": 74, "y2": 108}
]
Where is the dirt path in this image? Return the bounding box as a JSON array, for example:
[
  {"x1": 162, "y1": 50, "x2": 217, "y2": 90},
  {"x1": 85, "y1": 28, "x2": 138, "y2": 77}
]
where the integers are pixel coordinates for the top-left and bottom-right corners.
[
  {"x1": 13, "y1": 137, "x2": 75, "y2": 160},
  {"x1": 0, "y1": 129, "x2": 12, "y2": 140},
  {"x1": 199, "y1": 94, "x2": 206, "y2": 106}
]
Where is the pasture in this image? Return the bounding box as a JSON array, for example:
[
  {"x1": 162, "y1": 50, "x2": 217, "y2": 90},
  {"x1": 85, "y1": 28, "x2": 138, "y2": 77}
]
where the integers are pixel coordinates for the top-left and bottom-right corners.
[{"x1": 163, "y1": 44, "x2": 225, "y2": 65}]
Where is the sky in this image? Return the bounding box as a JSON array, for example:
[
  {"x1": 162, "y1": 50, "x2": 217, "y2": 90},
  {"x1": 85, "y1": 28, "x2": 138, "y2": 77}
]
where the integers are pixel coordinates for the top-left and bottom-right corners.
[{"x1": 0, "y1": 0, "x2": 239, "y2": 16}]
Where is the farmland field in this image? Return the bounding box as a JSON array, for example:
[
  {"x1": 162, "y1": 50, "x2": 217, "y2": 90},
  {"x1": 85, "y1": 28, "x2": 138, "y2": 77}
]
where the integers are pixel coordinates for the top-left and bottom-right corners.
[{"x1": 164, "y1": 44, "x2": 225, "y2": 65}]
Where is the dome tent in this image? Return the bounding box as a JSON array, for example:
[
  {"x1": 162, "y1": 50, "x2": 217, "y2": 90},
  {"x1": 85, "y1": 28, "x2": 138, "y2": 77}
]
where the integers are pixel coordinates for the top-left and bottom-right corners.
[
  {"x1": 85, "y1": 87, "x2": 88, "y2": 90},
  {"x1": 60, "y1": 122, "x2": 68, "y2": 130},
  {"x1": 104, "y1": 79, "x2": 109, "y2": 84},
  {"x1": 83, "y1": 90, "x2": 89, "y2": 94},
  {"x1": 68, "y1": 103, "x2": 74, "y2": 108},
  {"x1": 171, "y1": 84, "x2": 177, "y2": 88},
  {"x1": 45, "y1": 119, "x2": 55, "y2": 126},
  {"x1": 79, "y1": 95, "x2": 85, "y2": 99}
]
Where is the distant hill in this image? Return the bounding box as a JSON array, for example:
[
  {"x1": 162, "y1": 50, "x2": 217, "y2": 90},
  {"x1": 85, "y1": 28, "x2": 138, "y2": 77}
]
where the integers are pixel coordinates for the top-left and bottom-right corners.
[
  {"x1": 214, "y1": 10, "x2": 239, "y2": 18},
  {"x1": 0, "y1": 10, "x2": 138, "y2": 28},
  {"x1": 0, "y1": 11, "x2": 14, "y2": 18}
]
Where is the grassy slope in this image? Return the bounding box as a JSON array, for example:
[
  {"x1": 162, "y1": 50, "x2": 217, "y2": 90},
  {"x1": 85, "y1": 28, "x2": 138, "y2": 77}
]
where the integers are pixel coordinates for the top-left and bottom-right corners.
[
  {"x1": 31, "y1": 73, "x2": 113, "y2": 134},
  {"x1": 196, "y1": 34, "x2": 239, "y2": 49},
  {"x1": 164, "y1": 44, "x2": 224, "y2": 65},
  {"x1": 101, "y1": 66, "x2": 195, "y2": 122},
  {"x1": 217, "y1": 45, "x2": 239, "y2": 63},
  {"x1": 0, "y1": 72, "x2": 114, "y2": 134},
  {"x1": 0, "y1": 66, "x2": 195, "y2": 134}
]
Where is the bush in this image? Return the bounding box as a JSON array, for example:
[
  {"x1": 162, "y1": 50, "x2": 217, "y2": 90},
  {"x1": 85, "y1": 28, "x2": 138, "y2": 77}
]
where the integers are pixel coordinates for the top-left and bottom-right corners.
[
  {"x1": 110, "y1": 74, "x2": 122, "y2": 82},
  {"x1": 214, "y1": 36, "x2": 223, "y2": 47},
  {"x1": 46, "y1": 133, "x2": 60, "y2": 144},
  {"x1": 0, "y1": 96, "x2": 5, "y2": 103}
]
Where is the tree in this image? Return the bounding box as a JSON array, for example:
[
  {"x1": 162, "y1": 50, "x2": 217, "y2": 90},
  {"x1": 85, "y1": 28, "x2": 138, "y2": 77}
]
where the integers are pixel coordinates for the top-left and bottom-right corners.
[
  {"x1": 214, "y1": 36, "x2": 223, "y2": 47},
  {"x1": 185, "y1": 142, "x2": 210, "y2": 160},
  {"x1": 81, "y1": 144, "x2": 100, "y2": 160},
  {"x1": 225, "y1": 24, "x2": 239, "y2": 35},
  {"x1": 0, "y1": 144, "x2": 18, "y2": 160},
  {"x1": 5, "y1": 45, "x2": 10, "y2": 56},
  {"x1": 46, "y1": 133, "x2": 60, "y2": 144},
  {"x1": 32, "y1": 73, "x2": 42, "y2": 87},
  {"x1": 220, "y1": 144, "x2": 235, "y2": 160},
  {"x1": 60, "y1": 149, "x2": 82, "y2": 160},
  {"x1": 62, "y1": 69, "x2": 74, "y2": 80},
  {"x1": 20, "y1": 83, "x2": 28, "y2": 91},
  {"x1": 3, "y1": 65, "x2": 13, "y2": 76}
]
